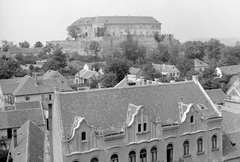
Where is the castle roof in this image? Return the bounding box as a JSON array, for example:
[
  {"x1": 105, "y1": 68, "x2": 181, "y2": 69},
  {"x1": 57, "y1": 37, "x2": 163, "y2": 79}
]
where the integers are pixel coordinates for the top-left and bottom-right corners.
[
  {"x1": 71, "y1": 16, "x2": 161, "y2": 26},
  {"x1": 55, "y1": 80, "x2": 220, "y2": 139}
]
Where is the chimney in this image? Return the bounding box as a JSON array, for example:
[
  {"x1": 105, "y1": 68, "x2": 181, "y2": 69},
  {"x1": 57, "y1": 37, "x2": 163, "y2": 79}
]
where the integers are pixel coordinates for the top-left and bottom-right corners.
[
  {"x1": 162, "y1": 63, "x2": 165, "y2": 70},
  {"x1": 192, "y1": 75, "x2": 198, "y2": 82},
  {"x1": 13, "y1": 129, "x2": 17, "y2": 148},
  {"x1": 34, "y1": 72, "x2": 38, "y2": 86}
]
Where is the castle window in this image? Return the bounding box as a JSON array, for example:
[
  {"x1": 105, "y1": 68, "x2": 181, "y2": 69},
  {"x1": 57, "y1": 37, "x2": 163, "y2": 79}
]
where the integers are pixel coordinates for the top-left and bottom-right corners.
[
  {"x1": 143, "y1": 123, "x2": 147, "y2": 131},
  {"x1": 190, "y1": 115, "x2": 194, "y2": 124},
  {"x1": 197, "y1": 138, "x2": 203, "y2": 153},
  {"x1": 183, "y1": 140, "x2": 190, "y2": 156},
  {"x1": 90, "y1": 157, "x2": 98, "y2": 162},
  {"x1": 138, "y1": 123, "x2": 141, "y2": 132},
  {"x1": 81, "y1": 132, "x2": 86, "y2": 141},
  {"x1": 140, "y1": 149, "x2": 147, "y2": 162},
  {"x1": 129, "y1": 151, "x2": 136, "y2": 162},
  {"x1": 212, "y1": 135, "x2": 217, "y2": 150},
  {"x1": 111, "y1": 154, "x2": 118, "y2": 162},
  {"x1": 151, "y1": 146, "x2": 157, "y2": 161}
]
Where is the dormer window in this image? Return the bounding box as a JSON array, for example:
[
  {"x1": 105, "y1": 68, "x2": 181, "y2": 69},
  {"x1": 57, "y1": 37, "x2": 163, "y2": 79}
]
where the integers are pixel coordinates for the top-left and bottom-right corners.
[
  {"x1": 81, "y1": 132, "x2": 86, "y2": 141},
  {"x1": 190, "y1": 115, "x2": 194, "y2": 124},
  {"x1": 138, "y1": 123, "x2": 141, "y2": 132}
]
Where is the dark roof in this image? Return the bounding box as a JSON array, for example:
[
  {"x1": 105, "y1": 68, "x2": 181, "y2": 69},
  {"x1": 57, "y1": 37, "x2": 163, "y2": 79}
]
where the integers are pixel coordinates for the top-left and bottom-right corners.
[
  {"x1": 194, "y1": 59, "x2": 209, "y2": 68},
  {"x1": 0, "y1": 77, "x2": 27, "y2": 95},
  {"x1": 12, "y1": 76, "x2": 72, "y2": 96},
  {"x1": 0, "y1": 108, "x2": 45, "y2": 130},
  {"x1": 205, "y1": 89, "x2": 227, "y2": 104},
  {"x1": 152, "y1": 63, "x2": 179, "y2": 73},
  {"x1": 228, "y1": 74, "x2": 240, "y2": 86},
  {"x1": 71, "y1": 16, "x2": 161, "y2": 26},
  {"x1": 223, "y1": 131, "x2": 240, "y2": 161},
  {"x1": 15, "y1": 101, "x2": 41, "y2": 110},
  {"x1": 56, "y1": 81, "x2": 220, "y2": 139},
  {"x1": 8, "y1": 120, "x2": 45, "y2": 162},
  {"x1": 222, "y1": 109, "x2": 240, "y2": 134},
  {"x1": 219, "y1": 65, "x2": 240, "y2": 75}
]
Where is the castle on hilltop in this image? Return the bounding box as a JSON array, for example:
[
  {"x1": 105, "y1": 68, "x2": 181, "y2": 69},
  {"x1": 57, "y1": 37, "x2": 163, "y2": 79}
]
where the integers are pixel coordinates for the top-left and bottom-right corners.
[{"x1": 68, "y1": 16, "x2": 161, "y2": 38}]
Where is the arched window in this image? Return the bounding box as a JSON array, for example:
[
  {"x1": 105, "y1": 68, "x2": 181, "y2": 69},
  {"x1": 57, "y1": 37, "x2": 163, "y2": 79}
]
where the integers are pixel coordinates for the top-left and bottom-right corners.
[
  {"x1": 111, "y1": 154, "x2": 118, "y2": 162},
  {"x1": 140, "y1": 149, "x2": 147, "y2": 162},
  {"x1": 81, "y1": 132, "x2": 86, "y2": 141},
  {"x1": 138, "y1": 123, "x2": 141, "y2": 132},
  {"x1": 167, "y1": 144, "x2": 173, "y2": 162},
  {"x1": 190, "y1": 115, "x2": 194, "y2": 124},
  {"x1": 197, "y1": 138, "x2": 203, "y2": 152},
  {"x1": 129, "y1": 151, "x2": 136, "y2": 162},
  {"x1": 183, "y1": 140, "x2": 189, "y2": 156},
  {"x1": 151, "y1": 146, "x2": 157, "y2": 161},
  {"x1": 90, "y1": 157, "x2": 98, "y2": 162},
  {"x1": 212, "y1": 135, "x2": 217, "y2": 149},
  {"x1": 143, "y1": 123, "x2": 147, "y2": 131}
]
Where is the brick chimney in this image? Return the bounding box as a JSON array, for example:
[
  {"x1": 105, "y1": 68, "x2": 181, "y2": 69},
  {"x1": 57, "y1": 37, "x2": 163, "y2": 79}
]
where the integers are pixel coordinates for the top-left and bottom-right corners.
[{"x1": 13, "y1": 129, "x2": 17, "y2": 148}]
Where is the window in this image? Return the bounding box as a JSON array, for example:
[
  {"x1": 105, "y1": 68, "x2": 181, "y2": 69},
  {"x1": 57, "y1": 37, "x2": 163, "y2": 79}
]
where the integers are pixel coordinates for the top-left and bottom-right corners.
[
  {"x1": 129, "y1": 151, "x2": 136, "y2": 162},
  {"x1": 212, "y1": 135, "x2": 217, "y2": 149},
  {"x1": 111, "y1": 154, "x2": 118, "y2": 162},
  {"x1": 151, "y1": 146, "x2": 157, "y2": 161},
  {"x1": 143, "y1": 123, "x2": 147, "y2": 131},
  {"x1": 197, "y1": 138, "x2": 203, "y2": 153},
  {"x1": 167, "y1": 144, "x2": 173, "y2": 162},
  {"x1": 85, "y1": 32, "x2": 88, "y2": 36},
  {"x1": 140, "y1": 149, "x2": 147, "y2": 162},
  {"x1": 190, "y1": 115, "x2": 194, "y2": 124},
  {"x1": 91, "y1": 157, "x2": 98, "y2": 162},
  {"x1": 138, "y1": 123, "x2": 141, "y2": 132},
  {"x1": 183, "y1": 140, "x2": 189, "y2": 156},
  {"x1": 81, "y1": 132, "x2": 86, "y2": 141},
  {"x1": 49, "y1": 94, "x2": 52, "y2": 101}
]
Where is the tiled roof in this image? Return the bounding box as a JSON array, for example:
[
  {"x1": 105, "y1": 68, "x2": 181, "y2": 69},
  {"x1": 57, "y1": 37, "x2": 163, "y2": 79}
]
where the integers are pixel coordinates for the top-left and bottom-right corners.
[
  {"x1": 56, "y1": 81, "x2": 219, "y2": 138},
  {"x1": 228, "y1": 74, "x2": 240, "y2": 86},
  {"x1": 12, "y1": 76, "x2": 72, "y2": 96},
  {"x1": 205, "y1": 89, "x2": 227, "y2": 104},
  {"x1": 194, "y1": 59, "x2": 209, "y2": 68},
  {"x1": 152, "y1": 63, "x2": 179, "y2": 73},
  {"x1": 15, "y1": 101, "x2": 41, "y2": 110},
  {"x1": 80, "y1": 70, "x2": 96, "y2": 79},
  {"x1": 42, "y1": 70, "x2": 57, "y2": 79},
  {"x1": 71, "y1": 16, "x2": 161, "y2": 26},
  {"x1": 219, "y1": 65, "x2": 240, "y2": 75},
  {"x1": 0, "y1": 108, "x2": 45, "y2": 130},
  {"x1": 8, "y1": 120, "x2": 45, "y2": 162},
  {"x1": 222, "y1": 109, "x2": 240, "y2": 134},
  {"x1": 0, "y1": 77, "x2": 27, "y2": 95},
  {"x1": 75, "y1": 69, "x2": 86, "y2": 77},
  {"x1": 223, "y1": 131, "x2": 240, "y2": 161},
  {"x1": 129, "y1": 67, "x2": 142, "y2": 75}
]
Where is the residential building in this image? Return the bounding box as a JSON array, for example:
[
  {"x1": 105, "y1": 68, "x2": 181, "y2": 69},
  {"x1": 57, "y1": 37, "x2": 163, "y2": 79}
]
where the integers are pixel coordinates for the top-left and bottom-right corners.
[
  {"x1": 7, "y1": 120, "x2": 47, "y2": 162},
  {"x1": 194, "y1": 59, "x2": 209, "y2": 72},
  {"x1": 68, "y1": 16, "x2": 161, "y2": 38},
  {"x1": 42, "y1": 70, "x2": 68, "y2": 85},
  {"x1": 127, "y1": 67, "x2": 143, "y2": 80},
  {"x1": 206, "y1": 89, "x2": 227, "y2": 106},
  {"x1": 74, "y1": 67, "x2": 102, "y2": 85},
  {"x1": 152, "y1": 63, "x2": 180, "y2": 78},
  {"x1": 0, "y1": 108, "x2": 45, "y2": 139},
  {"x1": 215, "y1": 65, "x2": 240, "y2": 78},
  {"x1": 51, "y1": 77, "x2": 222, "y2": 162}
]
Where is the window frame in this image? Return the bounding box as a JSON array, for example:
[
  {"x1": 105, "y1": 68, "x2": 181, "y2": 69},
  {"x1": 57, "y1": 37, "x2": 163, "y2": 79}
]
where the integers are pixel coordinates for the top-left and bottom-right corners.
[
  {"x1": 150, "y1": 146, "x2": 157, "y2": 161},
  {"x1": 183, "y1": 140, "x2": 190, "y2": 156},
  {"x1": 129, "y1": 150, "x2": 136, "y2": 162},
  {"x1": 81, "y1": 132, "x2": 86, "y2": 141},
  {"x1": 197, "y1": 138, "x2": 203, "y2": 153},
  {"x1": 212, "y1": 134, "x2": 218, "y2": 150},
  {"x1": 111, "y1": 153, "x2": 118, "y2": 162},
  {"x1": 140, "y1": 148, "x2": 147, "y2": 162}
]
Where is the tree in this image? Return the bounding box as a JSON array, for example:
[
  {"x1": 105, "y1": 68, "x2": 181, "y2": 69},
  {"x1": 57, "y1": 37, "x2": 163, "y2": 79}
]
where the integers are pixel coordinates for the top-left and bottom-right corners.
[
  {"x1": 89, "y1": 41, "x2": 101, "y2": 57},
  {"x1": 182, "y1": 41, "x2": 205, "y2": 60},
  {"x1": 43, "y1": 42, "x2": 55, "y2": 54},
  {"x1": 67, "y1": 25, "x2": 82, "y2": 40},
  {"x1": 1, "y1": 40, "x2": 13, "y2": 52},
  {"x1": 91, "y1": 62, "x2": 105, "y2": 72},
  {"x1": 19, "y1": 41, "x2": 30, "y2": 48},
  {"x1": 34, "y1": 41, "x2": 43, "y2": 48},
  {"x1": 176, "y1": 58, "x2": 194, "y2": 77},
  {"x1": 154, "y1": 32, "x2": 165, "y2": 43},
  {"x1": 101, "y1": 72, "x2": 118, "y2": 88},
  {"x1": 104, "y1": 57, "x2": 132, "y2": 83},
  {"x1": 0, "y1": 136, "x2": 8, "y2": 162},
  {"x1": 146, "y1": 44, "x2": 169, "y2": 63},
  {"x1": 120, "y1": 34, "x2": 146, "y2": 63},
  {"x1": 142, "y1": 63, "x2": 162, "y2": 80},
  {"x1": 0, "y1": 57, "x2": 23, "y2": 79}
]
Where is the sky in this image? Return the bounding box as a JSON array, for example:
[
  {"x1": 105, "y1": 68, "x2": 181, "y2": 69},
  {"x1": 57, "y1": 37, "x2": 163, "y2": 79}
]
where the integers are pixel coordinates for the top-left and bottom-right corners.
[{"x1": 1, "y1": 0, "x2": 240, "y2": 46}]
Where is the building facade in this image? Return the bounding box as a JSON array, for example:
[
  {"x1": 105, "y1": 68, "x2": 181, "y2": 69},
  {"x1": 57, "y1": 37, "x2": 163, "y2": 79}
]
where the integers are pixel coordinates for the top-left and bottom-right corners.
[
  {"x1": 68, "y1": 16, "x2": 161, "y2": 39},
  {"x1": 52, "y1": 79, "x2": 223, "y2": 162}
]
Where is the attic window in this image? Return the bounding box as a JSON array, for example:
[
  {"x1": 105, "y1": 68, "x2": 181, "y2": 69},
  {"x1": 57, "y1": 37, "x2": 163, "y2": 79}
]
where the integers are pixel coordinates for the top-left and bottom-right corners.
[
  {"x1": 229, "y1": 140, "x2": 236, "y2": 146},
  {"x1": 138, "y1": 123, "x2": 141, "y2": 132},
  {"x1": 81, "y1": 132, "x2": 86, "y2": 141},
  {"x1": 190, "y1": 115, "x2": 194, "y2": 124}
]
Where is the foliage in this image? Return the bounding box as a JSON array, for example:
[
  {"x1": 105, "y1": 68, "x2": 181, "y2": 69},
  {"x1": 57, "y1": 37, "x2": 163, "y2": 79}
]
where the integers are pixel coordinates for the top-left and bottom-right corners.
[
  {"x1": 89, "y1": 75, "x2": 101, "y2": 89},
  {"x1": 120, "y1": 34, "x2": 146, "y2": 63},
  {"x1": 58, "y1": 65, "x2": 79, "y2": 76},
  {"x1": 153, "y1": 32, "x2": 165, "y2": 43},
  {"x1": 67, "y1": 25, "x2": 82, "y2": 40},
  {"x1": 100, "y1": 72, "x2": 118, "y2": 88},
  {"x1": 96, "y1": 27, "x2": 106, "y2": 37},
  {"x1": 0, "y1": 136, "x2": 8, "y2": 162},
  {"x1": 19, "y1": 41, "x2": 30, "y2": 48},
  {"x1": 104, "y1": 57, "x2": 132, "y2": 83},
  {"x1": 89, "y1": 41, "x2": 101, "y2": 57},
  {"x1": 34, "y1": 41, "x2": 43, "y2": 48},
  {"x1": 176, "y1": 58, "x2": 194, "y2": 77},
  {"x1": 43, "y1": 42, "x2": 55, "y2": 54},
  {"x1": 1, "y1": 40, "x2": 13, "y2": 52},
  {"x1": 142, "y1": 63, "x2": 162, "y2": 80},
  {"x1": 91, "y1": 62, "x2": 105, "y2": 72},
  {"x1": 182, "y1": 41, "x2": 205, "y2": 60}
]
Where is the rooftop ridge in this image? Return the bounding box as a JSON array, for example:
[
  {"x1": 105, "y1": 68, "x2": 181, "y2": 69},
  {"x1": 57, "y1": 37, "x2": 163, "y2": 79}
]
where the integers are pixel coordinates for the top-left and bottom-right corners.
[{"x1": 57, "y1": 80, "x2": 195, "y2": 95}]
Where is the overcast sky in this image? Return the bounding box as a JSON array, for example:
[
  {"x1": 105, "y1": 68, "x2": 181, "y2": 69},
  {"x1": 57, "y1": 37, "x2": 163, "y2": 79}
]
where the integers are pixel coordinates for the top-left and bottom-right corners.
[{"x1": 1, "y1": 0, "x2": 240, "y2": 46}]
